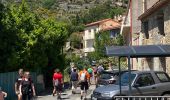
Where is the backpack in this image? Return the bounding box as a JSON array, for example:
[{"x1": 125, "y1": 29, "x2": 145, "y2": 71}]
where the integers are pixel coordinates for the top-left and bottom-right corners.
[
  {"x1": 80, "y1": 71, "x2": 87, "y2": 82},
  {"x1": 87, "y1": 68, "x2": 93, "y2": 74}
]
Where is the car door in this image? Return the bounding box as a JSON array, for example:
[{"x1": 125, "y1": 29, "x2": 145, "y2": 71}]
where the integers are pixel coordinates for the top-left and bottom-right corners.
[{"x1": 132, "y1": 73, "x2": 158, "y2": 96}]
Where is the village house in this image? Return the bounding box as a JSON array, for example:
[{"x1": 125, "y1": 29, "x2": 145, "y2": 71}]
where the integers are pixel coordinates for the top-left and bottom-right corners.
[
  {"x1": 138, "y1": 0, "x2": 170, "y2": 73},
  {"x1": 83, "y1": 18, "x2": 121, "y2": 56},
  {"x1": 121, "y1": 0, "x2": 159, "y2": 70}
]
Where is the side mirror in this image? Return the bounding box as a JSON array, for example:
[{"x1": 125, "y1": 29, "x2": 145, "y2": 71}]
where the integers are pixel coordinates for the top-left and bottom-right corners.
[{"x1": 133, "y1": 84, "x2": 140, "y2": 88}]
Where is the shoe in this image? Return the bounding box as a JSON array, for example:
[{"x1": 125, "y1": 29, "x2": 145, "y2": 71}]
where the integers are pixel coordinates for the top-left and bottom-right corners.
[
  {"x1": 72, "y1": 91, "x2": 75, "y2": 94},
  {"x1": 81, "y1": 96, "x2": 83, "y2": 100},
  {"x1": 57, "y1": 95, "x2": 61, "y2": 99},
  {"x1": 52, "y1": 93, "x2": 55, "y2": 96}
]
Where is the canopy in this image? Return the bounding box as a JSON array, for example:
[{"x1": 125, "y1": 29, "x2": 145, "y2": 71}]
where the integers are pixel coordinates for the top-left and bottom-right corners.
[
  {"x1": 105, "y1": 45, "x2": 170, "y2": 58},
  {"x1": 105, "y1": 45, "x2": 170, "y2": 96}
]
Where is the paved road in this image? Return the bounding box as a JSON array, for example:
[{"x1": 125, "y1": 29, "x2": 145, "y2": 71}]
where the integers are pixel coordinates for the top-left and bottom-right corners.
[{"x1": 36, "y1": 85, "x2": 95, "y2": 100}]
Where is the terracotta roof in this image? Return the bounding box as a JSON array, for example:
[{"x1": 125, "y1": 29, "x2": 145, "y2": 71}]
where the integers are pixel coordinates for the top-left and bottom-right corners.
[
  {"x1": 101, "y1": 25, "x2": 120, "y2": 31},
  {"x1": 85, "y1": 18, "x2": 120, "y2": 27},
  {"x1": 138, "y1": 0, "x2": 170, "y2": 20}
]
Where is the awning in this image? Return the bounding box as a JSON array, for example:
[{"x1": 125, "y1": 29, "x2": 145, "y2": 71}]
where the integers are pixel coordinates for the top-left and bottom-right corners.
[{"x1": 105, "y1": 45, "x2": 170, "y2": 58}]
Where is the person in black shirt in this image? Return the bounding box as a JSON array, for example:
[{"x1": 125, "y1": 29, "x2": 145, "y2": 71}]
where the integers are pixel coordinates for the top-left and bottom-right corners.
[
  {"x1": 70, "y1": 68, "x2": 78, "y2": 94},
  {"x1": 15, "y1": 69, "x2": 23, "y2": 100},
  {"x1": 19, "y1": 71, "x2": 36, "y2": 100}
]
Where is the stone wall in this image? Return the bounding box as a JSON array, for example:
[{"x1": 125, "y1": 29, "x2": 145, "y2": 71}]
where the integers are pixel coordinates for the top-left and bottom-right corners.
[{"x1": 141, "y1": 3, "x2": 170, "y2": 73}]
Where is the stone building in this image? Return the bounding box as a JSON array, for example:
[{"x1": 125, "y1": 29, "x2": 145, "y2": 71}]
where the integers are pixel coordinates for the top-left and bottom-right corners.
[
  {"x1": 138, "y1": 0, "x2": 170, "y2": 73},
  {"x1": 120, "y1": 0, "x2": 158, "y2": 70}
]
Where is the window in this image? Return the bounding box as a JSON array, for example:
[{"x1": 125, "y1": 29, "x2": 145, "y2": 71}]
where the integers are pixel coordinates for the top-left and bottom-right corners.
[
  {"x1": 156, "y1": 72, "x2": 170, "y2": 82},
  {"x1": 115, "y1": 73, "x2": 136, "y2": 86},
  {"x1": 143, "y1": 21, "x2": 149, "y2": 39},
  {"x1": 157, "y1": 13, "x2": 165, "y2": 36},
  {"x1": 135, "y1": 73, "x2": 155, "y2": 87}
]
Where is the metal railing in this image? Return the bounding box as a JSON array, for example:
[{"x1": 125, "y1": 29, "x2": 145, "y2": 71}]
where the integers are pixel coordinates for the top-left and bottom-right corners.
[{"x1": 114, "y1": 96, "x2": 170, "y2": 100}]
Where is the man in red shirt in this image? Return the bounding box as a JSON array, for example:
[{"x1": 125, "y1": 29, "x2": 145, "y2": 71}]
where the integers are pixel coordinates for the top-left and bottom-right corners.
[{"x1": 52, "y1": 69, "x2": 63, "y2": 99}]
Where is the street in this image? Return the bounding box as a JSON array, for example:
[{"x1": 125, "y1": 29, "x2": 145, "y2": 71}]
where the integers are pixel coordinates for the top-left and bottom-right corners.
[{"x1": 36, "y1": 85, "x2": 95, "y2": 100}]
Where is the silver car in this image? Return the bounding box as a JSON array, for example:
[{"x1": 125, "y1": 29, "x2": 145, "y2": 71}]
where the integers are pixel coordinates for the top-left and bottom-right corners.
[{"x1": 91, "y1": 71, "x2": 170, "y2": 100}]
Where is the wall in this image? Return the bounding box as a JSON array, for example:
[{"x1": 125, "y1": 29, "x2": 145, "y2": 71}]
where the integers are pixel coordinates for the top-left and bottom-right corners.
[{"x1": 141, "y1": 3, "x2": 170, "y2": 73}]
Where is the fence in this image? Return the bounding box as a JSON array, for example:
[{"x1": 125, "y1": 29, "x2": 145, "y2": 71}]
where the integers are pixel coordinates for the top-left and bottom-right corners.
[
  {"x1": 0, "y1": 71, "x2": 37, "y2": 100},
  {"x1": 114, "y1": 96, "x2": 170, "y2": 100}
]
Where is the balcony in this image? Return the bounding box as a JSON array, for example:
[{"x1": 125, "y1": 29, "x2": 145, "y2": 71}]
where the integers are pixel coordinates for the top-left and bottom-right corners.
[
  {"x1": 83, "y1": 34, "x2": 95, "y2": 40},
  {"x1": 84, "y1": 47, "x2": 95, "y2": 53}
]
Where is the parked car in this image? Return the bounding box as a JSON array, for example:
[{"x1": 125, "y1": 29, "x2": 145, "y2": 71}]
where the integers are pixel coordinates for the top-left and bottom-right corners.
[
  {"x1": 91, "y1": 71, "x2": 170, "y2": 100},
  {"x1": 96, "y1": 70, "x2": 129, "y2": 87}
]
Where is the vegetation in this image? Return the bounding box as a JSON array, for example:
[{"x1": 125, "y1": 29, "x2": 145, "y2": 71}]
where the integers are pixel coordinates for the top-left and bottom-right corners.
[{"x1": 0, "y1": 2, "x2": 70, "y2": 72}]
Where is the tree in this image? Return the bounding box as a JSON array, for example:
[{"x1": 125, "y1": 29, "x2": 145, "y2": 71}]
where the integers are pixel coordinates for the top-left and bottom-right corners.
[{"x1": 0, "y1": 2, "x2": 69, "y2": 72}]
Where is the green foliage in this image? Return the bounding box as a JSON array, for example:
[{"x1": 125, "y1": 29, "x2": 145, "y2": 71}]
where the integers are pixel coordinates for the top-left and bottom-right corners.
[
  {"x1": 0, "y1": 2, "x2": 69, "y2": 72},
  {"x1": 41, "y1": 0, "x2": 56, "y2": 9},
  {"x1": 80, "y1": 2, "x2": 125, "y2": 24},
  {"x1": 88, "y1": 31, "x2": 124, "y2": 61}
]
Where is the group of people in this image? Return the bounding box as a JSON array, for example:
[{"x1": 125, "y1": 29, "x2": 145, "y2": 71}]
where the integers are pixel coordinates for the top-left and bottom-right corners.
[
  {"x1": 52, "y1": 63, "x2": 104, "y2": 100},
  {"x1": 0, "y1": 69, "x2": 36, "y2": 100},
  {"x1": 67, "y1": 63, "x2": 104, "y2": 100},
  {"x1": 15, "y1": 69, "x2": 36, "y2": 100}
]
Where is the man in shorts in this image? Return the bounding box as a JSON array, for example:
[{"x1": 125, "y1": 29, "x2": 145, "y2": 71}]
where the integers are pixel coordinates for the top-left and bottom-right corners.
[
  {"x1": 79, "y1": 68, "x2": 90, "y2": 100},
  {"x1": 70, "y1": 68, "x2": 78, "y2": 94},
  {"x1": 53, "y1": 69, "x2": 63, "y2": 99},
  {"x1": 15, "y1": 69, "x2": 24, "y2": 100}
]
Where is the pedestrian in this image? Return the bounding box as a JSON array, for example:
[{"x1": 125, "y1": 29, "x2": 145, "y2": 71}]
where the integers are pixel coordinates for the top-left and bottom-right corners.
[
  {"x1": 15, "y1": 68, "x2": 24, "y2": 100},
  {"x1": 93, "y1": 65, "x2": 98, "y2": 85},
  {"x1": 19, "y1": 71, "x2": 36, "y2": 100},
  {"x1": 87, "y1": 67, "x2": 93, "y2": 85},
  {"x1": 67, "y1": 62, "x2": 75, "y2": 89},
  {"x1": 0, "y1": 87, "x2": 7, "y2": 100},
  {"x1": 79, "y1": 68, "x2": 90, "y2": 100},
  {"x1": 97, "y1": 64, "x2": 104, "y2": 75},
  {"x1": 52, "y1": 69, "x2": 63, "y2": 99},
  {"x1": 70, "y1": 68, "x2": 78, "y2": 94}
]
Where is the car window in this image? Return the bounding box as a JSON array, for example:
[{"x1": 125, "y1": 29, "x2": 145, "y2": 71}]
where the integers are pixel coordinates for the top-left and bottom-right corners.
[
  {"x1": 135, "y1": 73, "x2": 155, "y2": 87},
  {"x1": 115, "y1": 73, "x2": 136, "y2": 86},
  {"x1": 156, "y1": 72, "x2": 170, "y2": 82},
  {"x1": 100, "y1": 73, "x2": 112, "y2": 79}
]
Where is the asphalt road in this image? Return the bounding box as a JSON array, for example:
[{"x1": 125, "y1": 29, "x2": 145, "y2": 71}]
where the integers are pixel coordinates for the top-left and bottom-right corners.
[{"x1": 36, "y1": 85, "x2": 95, "y2": 100}]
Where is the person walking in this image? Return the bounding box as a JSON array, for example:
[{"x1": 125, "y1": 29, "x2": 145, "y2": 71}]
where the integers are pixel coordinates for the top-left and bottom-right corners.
[
  {"x1": 87, "y1": 67, "x2": 93, "y2": 85},
  {"x1": 0, "y1": 87, "x2": 7, "y2": 100},
  {"x1": 19, "y1": 71, "x2": 36, "y2": 100},
  {"x1": 93, "y1": 65, "x2": 98, "y2": 85},
  {"x1": 15, "y1": 69, "x2": 24, "y2": 100},
  {"x1": 70, "y1": 68, "x2": 78, "y2": 94},
  {"x1": 52, "y1": 69, "x2": 63, "y2": 99},
  {"x1": 79, "y1": 68, "x2": 90, "y2": 100}
]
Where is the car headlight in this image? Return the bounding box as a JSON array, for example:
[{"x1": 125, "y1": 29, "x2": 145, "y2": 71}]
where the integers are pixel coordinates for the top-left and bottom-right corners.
[{"x1": 101, "y1": 92, "x2": 110, "y2": 97}]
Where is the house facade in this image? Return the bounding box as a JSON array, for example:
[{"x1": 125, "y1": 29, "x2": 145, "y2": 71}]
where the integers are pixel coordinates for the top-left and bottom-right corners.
[
  {"x1": 121, "y1": 0, "x2": 159, "y2": 70},
  {"x1": 138, "y1": 0, "x2": 170, "y2": 73},
  {"x1": 83, "y1": 18, "x2": 121, "y2": 56}
]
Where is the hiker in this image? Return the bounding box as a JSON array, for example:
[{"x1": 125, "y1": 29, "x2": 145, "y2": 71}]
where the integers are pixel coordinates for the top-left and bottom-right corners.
[
  {"x1": 67, "y1": 62, "x2": 75, "y2": 89},
  {"x1": 19, "y1": 71, "x2": 36, "y2": 100},
  {"x1": 0, "y1": 87, "x2": 7, "y2": 100},
  {"x1": 52, "y1": 69, "x2": 63, "y2": 99},
  {"x1": 87, "y1": 67, "x2": 93, "y2": 85},
  {"x1": 15, "y1": 69, "x2": 24, "y2": 100},
  {"x1": 70, "y1": 68, "x2": 78, "y2": 94},
  {"x1": 97, "y1": 64, "x2": 104, "y2": 75},
  {"x1": 93, "y1": 65, "x2": 98, "y2": 85},
  {"x1": 79, "y1": 68, "x2": 90, "y2": 100}
]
